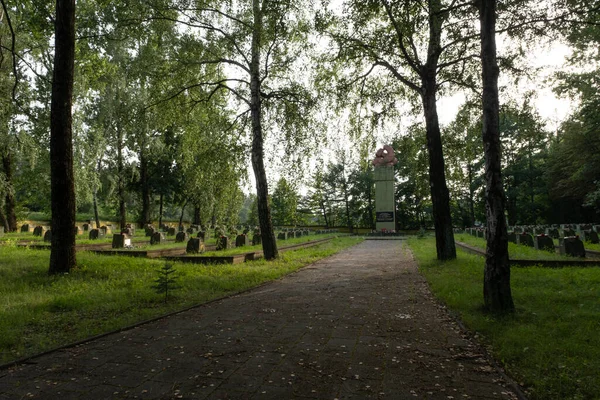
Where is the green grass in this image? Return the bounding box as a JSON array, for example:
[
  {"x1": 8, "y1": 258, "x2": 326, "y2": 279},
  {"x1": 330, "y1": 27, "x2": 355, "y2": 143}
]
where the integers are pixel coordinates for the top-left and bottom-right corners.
[
  {"x1": 0, "y1": 236, "x2": 363, "y2": 365},
  {"x1": 456, "y1": 233, "x2": 575, "y2": 260},
  {"x1": 408, "y1": 236, "x2": 600, "y2": 400}
]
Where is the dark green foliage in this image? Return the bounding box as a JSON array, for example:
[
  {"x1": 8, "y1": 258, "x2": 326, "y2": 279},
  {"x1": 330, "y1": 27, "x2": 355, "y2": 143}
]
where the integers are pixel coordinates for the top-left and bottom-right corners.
[{"x1": 152, "y1": 263, "x2": 179, "y2": 303}]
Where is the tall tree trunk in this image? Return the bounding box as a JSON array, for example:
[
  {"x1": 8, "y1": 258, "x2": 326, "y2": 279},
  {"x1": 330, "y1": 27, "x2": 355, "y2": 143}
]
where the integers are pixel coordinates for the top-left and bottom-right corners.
[
  {"x1": 480, "y1": 0, "x2": 514, "y2": 313},
  {"x1": 139, "y1": 150, "x2": 151, "y2": 227},
  {"x1": 93, "y1": 159, "x2": 101, "y2": 229},
  {"x1": 117, "y1": 127, "x2": 126, "y2": 230},
  {"x1": 158, "y1": 193, "x2": 164, "y2": 227},
  {"x1": 421, "y1": 77, "x2": 456, "y2": 260},
  {"x1": 320, "y1": 200, "x2": 329, "y2": 228},
  {"x1": 0, "y1": 202, "x2": 8, "y2": 233},
  {"x1": 179, "y1": 199, "x2": 188, "y2": 230},
  {"x1": 49, "y1": 0, "x2": 76, "y2": 275},
  {"x1": 2, "y1": 153, "x2": 17, "y2": 232},
  {"x1": 193, "y1": 205, "x2": 200, "y2": 225},
  {"x1": 420, "y1": 0, "x2": 456, "y2": 260},
  {"x1": 250, "y1": 0, "x2": 278, "y2": 260},
  {"x1": 468, "y1": 163, "x2": 475, "y2": 225}
]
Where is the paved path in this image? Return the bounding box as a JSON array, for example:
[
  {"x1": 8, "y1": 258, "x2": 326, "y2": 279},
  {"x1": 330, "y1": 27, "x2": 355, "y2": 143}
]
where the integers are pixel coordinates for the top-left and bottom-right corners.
[{"x1": 0, "y1": 241, "x2": 519, "y2": 399}]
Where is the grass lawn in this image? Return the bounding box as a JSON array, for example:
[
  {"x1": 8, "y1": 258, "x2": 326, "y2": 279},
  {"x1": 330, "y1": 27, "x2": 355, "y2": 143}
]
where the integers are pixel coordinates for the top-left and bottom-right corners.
[
  {"x1": 456, "y1": 233, "x2": 576, "y2": 260},
  {"x1": 0, "y1": 235, "x2": 363, "y2": 365},
  {"x1": 408, "y1": 236, "x2": 600, "y2": 400}
]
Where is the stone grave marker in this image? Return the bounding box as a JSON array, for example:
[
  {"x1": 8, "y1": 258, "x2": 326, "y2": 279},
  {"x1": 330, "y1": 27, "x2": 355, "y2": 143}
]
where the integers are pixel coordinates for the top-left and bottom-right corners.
[
  {"x1": 44, "y1": 230, "x2": 52, "y2": 242},
  {"x1": 563, "y1": 228, "x2": 576, "y2": 237},
  {"x1": 252, "y1": 233, "x2": 262, "y2": 246},
  {"x1": 216, "y1": 236, "x2": 229, "y2": 250},
  {"x1": 547, "y1": 228, "x2": 559, "y2": 239},
  {"x1": 236, "y1": 234, "x2": 249, "y2": 247},
  {"x1": 186, "y1": 238, "x2": 205, "y2": 254},
  {"x1": 517, "y1": 233, "x2": 534, "y2": 247},
  {"x1": 175, "y1": 232, "x2": 189, "y2": 243},
  {"x1": 121, "y1": 227, "x2": 134, "y2": 236},
  {"x1": 534, "y1": 235, "x2": 554, "y2": 252},
  {"x1": 82, "y1": 223, "x2": 91, "y2": 232},
  {"x1": 559, "y1": 236, "x2": 586, "y2": 258},
  {"x1": 33, "y1": 226, "x2": 46, "y2": 237},
  {"x1": 100, "y1": 226, "x2": 109, "y2": 235},
  {"x1": 112, "y1": 233, "x2": 131, "y2": 249},
  {"x1": 277, "y1": 232, "x2": 287, "y2": 240},
  {"x1": 151, "y1": 232, "x2": 165, "y2": 245},
  {"x1": 197, "y1": 231, "x2": 206, "y2": 241},
  {"x1": 186, "y1": 227, "x2": 196, "y2": 234},
  {"x1": 20, "y1": 224, "x2": 31, "y2": 233},
  {"x1": 507, "y1": 232, "x2": 517, "y2": 244},
  {"x1": 89, "y1": 229, "x2": 105, "y2": 240},
  {"x1": 582, "y1": 230, "x2": 599, "y2": 244},
  {"x1": 145, "y1": 225, "x2": 155, "y2": 237},
  {"x1": 477, "y1": 229, "x2": 484, "y2": 238}
]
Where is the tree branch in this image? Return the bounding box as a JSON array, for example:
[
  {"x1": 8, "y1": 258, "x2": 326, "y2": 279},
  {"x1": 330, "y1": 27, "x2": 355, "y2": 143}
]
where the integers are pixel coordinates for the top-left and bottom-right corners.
[{"x1": 0, "y1": 0, "x2": 19, "y2": 101}]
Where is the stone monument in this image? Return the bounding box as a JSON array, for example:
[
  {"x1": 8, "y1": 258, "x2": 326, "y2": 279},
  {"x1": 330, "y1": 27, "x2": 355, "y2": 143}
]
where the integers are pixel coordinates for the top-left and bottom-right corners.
[{"x1": 372, "y1": 145, "x2": 398, "y2": 232}]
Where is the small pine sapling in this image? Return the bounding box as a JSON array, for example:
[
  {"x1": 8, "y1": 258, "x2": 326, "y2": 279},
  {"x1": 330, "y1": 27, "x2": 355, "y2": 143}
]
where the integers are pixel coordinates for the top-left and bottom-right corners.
[{"x1": 152, "y1": 263, "x2": 180, "y2": 303}]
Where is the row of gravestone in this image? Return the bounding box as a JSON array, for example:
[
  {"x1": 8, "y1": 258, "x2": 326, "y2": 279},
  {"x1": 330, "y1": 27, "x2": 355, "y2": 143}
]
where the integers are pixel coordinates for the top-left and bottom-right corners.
[
  {"x1": 277, "y1": 230, "x2": 310, "y2": 240},
  {"x1": 464, "y1": 229, "x2": 587, "y2": 257},
  {"x1": 465, "y1": 226, "x2": 600, "y2": 244}
]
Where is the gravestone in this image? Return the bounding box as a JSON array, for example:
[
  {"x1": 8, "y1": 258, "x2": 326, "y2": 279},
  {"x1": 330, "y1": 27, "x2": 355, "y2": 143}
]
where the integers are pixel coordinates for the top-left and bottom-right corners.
[
  {"x1": 559, "y1": 237, "x2": 586, "y2": 258},
  {"x1": 373, "y1": 156, "x2": 396, "y2": 232},
  {"x1": 197, "y1": 231, "x2": 206, "y2": 241},
  {"x1": 517, "y1": 233, "x2": 534, "y2": 247},
  {"x1": 243, "y1": 228, "x2": 250, "y2": 235},
  {"x1": 112, "y1": 234, "x2": 131, "y2": 249},
  {"x1": 89, "y1": 229, "x2": 105, "y2": 240},
  {"x1": 507, "y1": 232, "x2": 517, "y2": 244},
  {"x1": 477, "y1": 229, "x2": 484, "y2": 238},
  {"x1": 216, "y1": 236, "x2": 229, "y2": 250},
  {"x1": 167, "y1": 227, "x2": 176, "y2": 236},
  {"x1": 175, "y1": 232, "x2": 189, "y2": 243},
  {"x1": 277, "y1": 232, "x2": 287, "y2": 240},
  {"x1": 74, "y1": 226, "x2": 82, "y2": 235},
  {"x1": 252, "y1": 233, "x2": 262, "y2": 246},
  {"x1": 151, "y1": 232, "x2": 165, "y2": 245},
  {"x1": 582, "y1": 230, "x2": 599, "y2": 244},
  {"x1": 44, "y1": 230, "x2": 52, "y2": 242},
  {"x1": 145, "y1": 225, "x2": 155, "y2": 237},
  {"x1": 186, "y1": 227, "x2": 196, "y2": 234},
  {"x1": 121, "y1": 227, "x2": 134, "y2": 236},
  {"x1": 236, "y1": 234, "x2": 249, "y2": 247},
  {"x1": 534, "y1": 235, "x2": 554, "y2": 252},
  {"x1": 547, "y1": 228, "x2": 560, "y2": 239},
  {"x1": 33, "y1": 226, "x2": 46, "y2": 237},
  {"x1": 100, "y1": 226, "x2": 109, "y2": 235},
  {"x1": 160, "y1": 223, "x2": 169, "y2": 231},
  {"x1": 20, "y1": 224, "x2": 30, "y2": 233},
  {"x1": 563, "y1": 228, "x2": 576, "y2": 237},
  {"x1": 186, "y1": 238, "x2": 205, "y2": 254},
  {"x1": 82, "y1": 223, "x2": 91, "y2": 232}
]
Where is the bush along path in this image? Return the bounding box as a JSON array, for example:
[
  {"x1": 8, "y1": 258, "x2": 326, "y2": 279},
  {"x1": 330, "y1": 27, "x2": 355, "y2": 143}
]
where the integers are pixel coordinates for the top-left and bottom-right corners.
[{"x1": 0, "y1": 240, "x2": 520, "y2": 399}]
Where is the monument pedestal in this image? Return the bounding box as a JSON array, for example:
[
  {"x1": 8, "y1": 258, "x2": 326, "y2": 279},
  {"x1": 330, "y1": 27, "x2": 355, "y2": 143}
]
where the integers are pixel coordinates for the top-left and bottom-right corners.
[{"x1": 374, "y1": 165, "x2": 396, "y2": 231}]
